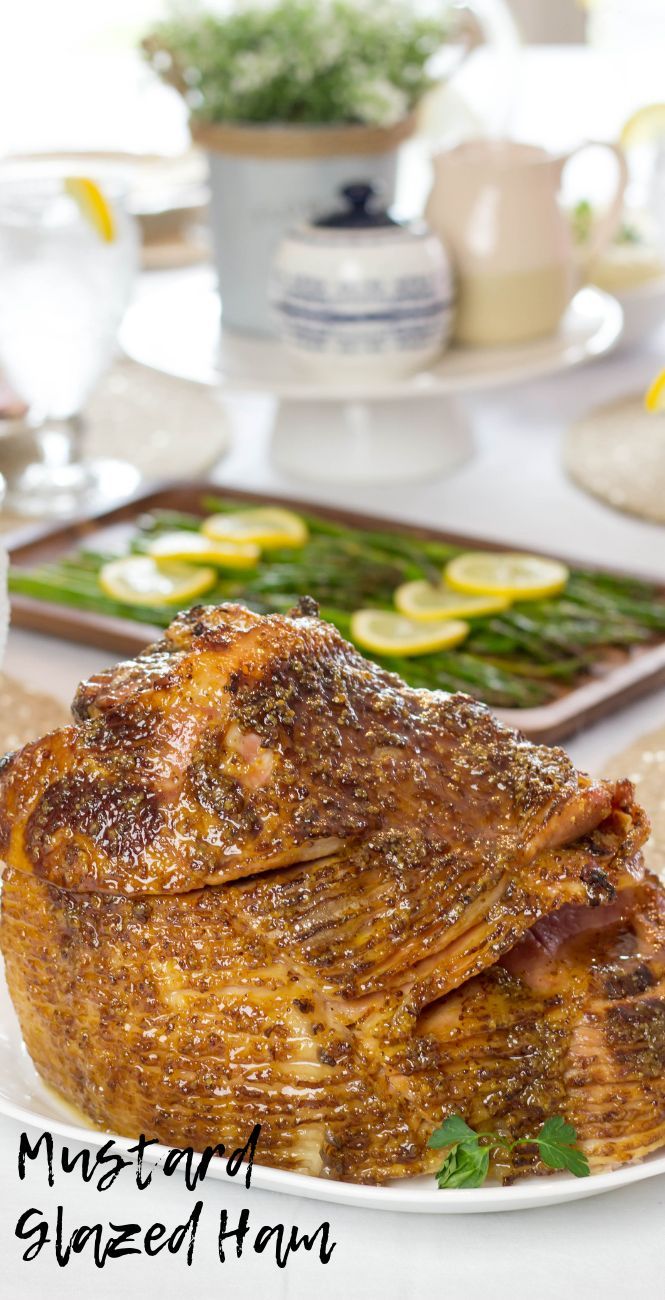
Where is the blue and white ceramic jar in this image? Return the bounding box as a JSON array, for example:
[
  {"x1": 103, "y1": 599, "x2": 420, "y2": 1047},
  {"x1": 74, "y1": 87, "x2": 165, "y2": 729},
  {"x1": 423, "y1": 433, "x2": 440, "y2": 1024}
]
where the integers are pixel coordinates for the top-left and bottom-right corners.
[{"x1": 270, "y1": 184, "x2": 454, "y2": 381}]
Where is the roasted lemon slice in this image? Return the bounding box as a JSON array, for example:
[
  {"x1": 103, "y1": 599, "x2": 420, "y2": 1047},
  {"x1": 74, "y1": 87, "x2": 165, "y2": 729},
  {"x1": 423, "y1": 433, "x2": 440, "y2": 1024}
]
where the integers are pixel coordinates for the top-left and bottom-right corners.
[
  {"x1": 394, "y1": 579, "x2": 510, "y2": 622},
  {"x1": 146, "y1": 531, "x2": 260, "y2": 568},
  {"x1": 64, "y1": 177, "x2": 116, "y2": 242},
  {"x1": 444, "y1": 552, "x2": 568, "y2": 601},
  {"x1": 99, "y1": 556, "x2": 216, "y2": 606},
  {"x1": 202, "y1": 506, "x2": 308, "y2": 549},
  {"x1": 351, "y1": 609, "x2": 469, "y2": 657}
]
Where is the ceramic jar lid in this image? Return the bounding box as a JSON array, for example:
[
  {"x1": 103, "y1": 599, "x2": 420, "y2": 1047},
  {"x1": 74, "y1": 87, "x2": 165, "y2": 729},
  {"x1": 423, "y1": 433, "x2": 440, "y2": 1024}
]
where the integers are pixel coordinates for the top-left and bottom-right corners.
[{"x1": 314, "y1": 182, "x2": 399, "y2": 229}]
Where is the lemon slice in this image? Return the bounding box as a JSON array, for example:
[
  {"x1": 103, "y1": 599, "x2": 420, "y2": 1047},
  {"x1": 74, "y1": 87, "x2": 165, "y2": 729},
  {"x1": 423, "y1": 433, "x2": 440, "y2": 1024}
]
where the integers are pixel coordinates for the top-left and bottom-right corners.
[
  {"x1": 645, "y1": 367, "x2": 665, "y2": 413},
  {"x1": 620, "y1": 103, "x2": 665, "y2": 150},
  {"x1": 394, "y1": 579, "x2": 510, "y2": 622},
  {"x1": 146, "y1": 531, "x2": 260, "y2": 568},
  {"x1": 64, "y1": 177, "x2": 116, "y2": 243},
  {"x1": 202, "y1": 507, "x2": 308, "y2": 549},
  {"x1": 351, "y1": 609, "x2": 469, "y2": 657},
  {"x1": 445, "y1": 552, "x2": 568, "y2": 601},
  {"x1": 99, "y1": 556, "x2": 216, "y2": 606}
]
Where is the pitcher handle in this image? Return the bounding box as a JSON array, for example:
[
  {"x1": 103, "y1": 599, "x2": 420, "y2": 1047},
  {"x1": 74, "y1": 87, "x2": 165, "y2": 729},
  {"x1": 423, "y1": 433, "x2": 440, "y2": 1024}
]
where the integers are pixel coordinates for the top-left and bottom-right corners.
[
  {"x1": 563, "y1": 141, "x2": 629, "y2": 265},
  {"x1": 444, "y1": 3, "x2": 486, "y2": 79}
]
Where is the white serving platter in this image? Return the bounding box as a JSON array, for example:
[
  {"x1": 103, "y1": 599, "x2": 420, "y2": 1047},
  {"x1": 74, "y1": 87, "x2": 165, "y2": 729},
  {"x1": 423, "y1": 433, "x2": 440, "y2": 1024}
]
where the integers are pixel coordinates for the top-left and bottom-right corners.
[
  {"x1": 1, "y1": 966, "x2": 663, "y2": 1215},
  {"x1": 119, "y1": 269, "x2": 623, "y2": 402}
]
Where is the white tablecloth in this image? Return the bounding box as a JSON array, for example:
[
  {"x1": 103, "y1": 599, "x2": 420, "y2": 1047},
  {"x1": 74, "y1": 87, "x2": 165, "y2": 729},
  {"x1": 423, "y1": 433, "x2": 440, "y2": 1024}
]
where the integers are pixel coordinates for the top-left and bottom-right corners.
[{"x1": 3, "y1": 44, "x2": 665, "y2": 1300}]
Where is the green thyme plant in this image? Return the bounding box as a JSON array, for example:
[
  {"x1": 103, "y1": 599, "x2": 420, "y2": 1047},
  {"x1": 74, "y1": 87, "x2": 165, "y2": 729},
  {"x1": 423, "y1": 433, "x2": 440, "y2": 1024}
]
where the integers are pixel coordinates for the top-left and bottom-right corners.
[{"x1": 142, "y1": 0, "x2": 453, "y2": 127}]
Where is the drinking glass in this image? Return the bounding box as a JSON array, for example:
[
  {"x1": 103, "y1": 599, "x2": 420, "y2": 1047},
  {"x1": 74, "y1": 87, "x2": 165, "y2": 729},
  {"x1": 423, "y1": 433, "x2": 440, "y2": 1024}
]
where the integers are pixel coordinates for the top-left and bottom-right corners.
[{"x1": 0, "y1": 167, "x2": 140, "y2": 516}]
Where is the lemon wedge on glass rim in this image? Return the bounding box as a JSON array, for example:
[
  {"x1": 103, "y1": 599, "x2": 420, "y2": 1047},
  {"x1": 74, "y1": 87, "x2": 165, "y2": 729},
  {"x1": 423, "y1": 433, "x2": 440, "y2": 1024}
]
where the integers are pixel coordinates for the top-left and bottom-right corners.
[
  {"x1": 394, "y1": 579, "x2": 510, "y2": 622},
  {"x1": 146, "y1": 531, "x2": 260, "y2": 568},
  {"x1": 64, "y1": 177, "x2": 116, "y2": 243},
  {"x1": 619, "y1": 103, "x2": 665, "y2": 150},
  {"x1": 644, "y1": 367, "x2": 665, "y2": 413},
  {"x1": 99, "y1": 556, "x2": 216, "y2": 606},
  {"x1": 202, "y1": 506, "x2": 308, "y2": 549},
  {"x1": 445, "y1": 552, "x2": 569, "y2": 601},
  {"x1": 351, "y1": 609, "x2": 470, "y2": 657}
]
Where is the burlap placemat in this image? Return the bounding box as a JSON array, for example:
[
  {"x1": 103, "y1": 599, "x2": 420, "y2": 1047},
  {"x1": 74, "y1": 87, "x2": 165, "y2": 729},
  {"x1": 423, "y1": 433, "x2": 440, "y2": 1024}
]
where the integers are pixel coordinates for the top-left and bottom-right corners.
[
  {"x1": 0, "y1": 673, "x2": 70, "y2": 754},
  {"x1": 564, "y1": 394, "x2": 665, "y2": 526},
  {"x1": 604, "y1": 722, "x2": 665, "y2": 879}
]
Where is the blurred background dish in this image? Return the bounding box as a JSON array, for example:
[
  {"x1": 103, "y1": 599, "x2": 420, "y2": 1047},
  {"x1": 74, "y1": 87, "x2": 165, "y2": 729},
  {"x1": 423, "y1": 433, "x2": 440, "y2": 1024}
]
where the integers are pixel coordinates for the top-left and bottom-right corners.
[{"x1": 605, "y1": 276, "x2": 665, "y2": 351}]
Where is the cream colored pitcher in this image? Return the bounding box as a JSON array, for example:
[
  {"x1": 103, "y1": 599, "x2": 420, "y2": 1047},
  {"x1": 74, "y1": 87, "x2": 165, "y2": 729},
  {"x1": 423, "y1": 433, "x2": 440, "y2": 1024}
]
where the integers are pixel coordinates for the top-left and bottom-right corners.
[{"x1": 426, "y1": 139, "x2": 628, "y2": 346}]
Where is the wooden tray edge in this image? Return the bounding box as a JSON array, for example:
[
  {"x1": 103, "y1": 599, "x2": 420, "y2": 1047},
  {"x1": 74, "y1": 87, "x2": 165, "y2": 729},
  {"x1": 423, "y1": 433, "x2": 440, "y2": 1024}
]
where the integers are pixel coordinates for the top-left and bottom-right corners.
[{"x1": 7, "y1": 479, "x2": 664, "y2": 584}]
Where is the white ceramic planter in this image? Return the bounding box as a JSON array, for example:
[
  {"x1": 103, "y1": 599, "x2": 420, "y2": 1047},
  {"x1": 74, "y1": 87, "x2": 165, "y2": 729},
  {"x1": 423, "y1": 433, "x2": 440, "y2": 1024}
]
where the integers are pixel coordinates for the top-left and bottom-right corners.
[{"x1": 193, "y1": 119, "x2": 415, "y2": 336}]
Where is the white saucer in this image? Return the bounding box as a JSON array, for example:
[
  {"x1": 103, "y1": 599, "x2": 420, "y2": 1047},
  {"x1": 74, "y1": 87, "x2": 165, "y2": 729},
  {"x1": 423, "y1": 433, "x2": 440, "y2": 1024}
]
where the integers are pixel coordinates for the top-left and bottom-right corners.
[
  {"x1": 1, "y1": 966, "x2": 663, "y2": 1215},
  {"x1": 120, "y1": 269, "x2": 623, "y2": 402}
]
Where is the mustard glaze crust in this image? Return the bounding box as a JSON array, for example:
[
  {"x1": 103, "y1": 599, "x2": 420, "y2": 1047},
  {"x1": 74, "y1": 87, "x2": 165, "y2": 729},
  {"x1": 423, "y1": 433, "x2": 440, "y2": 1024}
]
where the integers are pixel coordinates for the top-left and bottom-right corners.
[{"x1": 0, "y1": 605, "x2": 630, "y2": 895}]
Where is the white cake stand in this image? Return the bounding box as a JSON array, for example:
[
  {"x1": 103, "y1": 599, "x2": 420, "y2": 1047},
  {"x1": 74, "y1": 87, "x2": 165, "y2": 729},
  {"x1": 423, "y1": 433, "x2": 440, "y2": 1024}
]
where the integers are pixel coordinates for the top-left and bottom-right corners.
[{"x1": 120, "y1": 270, "x2": 623, "y2": 484}]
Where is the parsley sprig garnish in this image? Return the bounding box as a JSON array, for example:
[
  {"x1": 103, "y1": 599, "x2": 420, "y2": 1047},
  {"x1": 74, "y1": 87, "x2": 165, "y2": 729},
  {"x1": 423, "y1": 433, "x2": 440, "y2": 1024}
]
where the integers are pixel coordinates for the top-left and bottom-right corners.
[{"x1": 429, "y1": 1115, "x2": 590, "y2": 1189}]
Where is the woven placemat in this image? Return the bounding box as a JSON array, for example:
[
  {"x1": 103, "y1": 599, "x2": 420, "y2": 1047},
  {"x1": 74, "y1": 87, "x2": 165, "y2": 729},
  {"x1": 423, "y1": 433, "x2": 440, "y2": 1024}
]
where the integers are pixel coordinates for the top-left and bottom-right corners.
[
  {"x1": 0, "y1": 673, "x2": 69, "y2": 754},
  {"x1": 604, "y1": 723, "x2": 665, "y2": 879},
  {"x1": 564, "y1": 394, "x2": 665, "y2": 526},
  {"x1": 85, "y1": 357, "x2": 230, "y2": 474}
]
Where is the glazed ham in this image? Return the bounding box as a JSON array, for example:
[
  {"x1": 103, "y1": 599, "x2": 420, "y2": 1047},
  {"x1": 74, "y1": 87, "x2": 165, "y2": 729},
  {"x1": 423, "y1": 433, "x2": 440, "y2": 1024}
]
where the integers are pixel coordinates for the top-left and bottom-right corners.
[
  {"x1": 0, "y1": 604, "x2": 661, "y2": 1183},
  {"x1": 414, "y1": 877, "x2": 665, "y2": 1179},
  {"x1": 0, "y1": 603, "x2": 638, "y2": 896}
]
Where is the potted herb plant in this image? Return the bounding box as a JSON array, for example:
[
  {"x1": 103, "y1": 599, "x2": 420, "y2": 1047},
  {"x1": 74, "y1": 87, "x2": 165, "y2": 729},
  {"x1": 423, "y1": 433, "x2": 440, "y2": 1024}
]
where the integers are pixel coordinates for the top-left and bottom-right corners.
[{"x1": 143, "y1": 0, "x2": 480, "y2": 335}]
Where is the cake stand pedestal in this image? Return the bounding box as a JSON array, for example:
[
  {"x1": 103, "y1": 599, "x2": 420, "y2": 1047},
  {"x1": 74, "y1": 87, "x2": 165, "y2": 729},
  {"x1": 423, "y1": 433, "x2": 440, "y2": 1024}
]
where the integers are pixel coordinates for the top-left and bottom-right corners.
[
  {"x1": 120, "y1": 271, "x2": 623, "y2": 486},
  {"x1": 270, "y1": 394, "x2": 473, "y2": 485}
]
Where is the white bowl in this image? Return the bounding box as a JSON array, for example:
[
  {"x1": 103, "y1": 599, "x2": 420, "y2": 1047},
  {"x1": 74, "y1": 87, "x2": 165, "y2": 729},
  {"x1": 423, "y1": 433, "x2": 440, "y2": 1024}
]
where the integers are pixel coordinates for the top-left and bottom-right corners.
[{"x1": 611, "y1": 275, "x2": 665, "y2": 349}]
